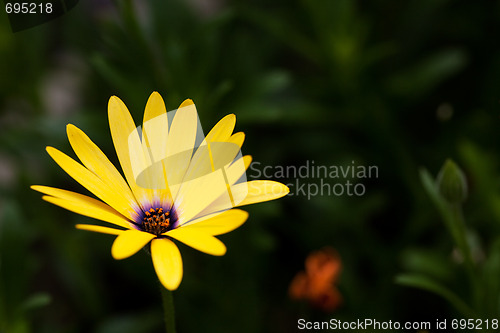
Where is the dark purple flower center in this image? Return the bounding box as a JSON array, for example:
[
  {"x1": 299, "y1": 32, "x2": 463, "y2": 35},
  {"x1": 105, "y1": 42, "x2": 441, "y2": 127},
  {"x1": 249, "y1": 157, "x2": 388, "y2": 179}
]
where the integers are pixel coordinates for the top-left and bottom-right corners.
[{"x1": 141, "y1": 207, "x2": 174, "y2": 236}]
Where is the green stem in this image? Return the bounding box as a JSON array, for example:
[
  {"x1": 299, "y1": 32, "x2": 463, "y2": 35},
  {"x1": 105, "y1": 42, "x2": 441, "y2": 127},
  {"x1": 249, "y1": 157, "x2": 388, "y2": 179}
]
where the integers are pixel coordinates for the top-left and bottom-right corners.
[
  {"x1": 160, "y1": 286, "x2": 176, "y2": 333},
  {"x1": 450, "y1": 204, "x2": 474, "y2": 273},
  {"x1": 449, "y1": 204, "x2": 479, "y2": 307}
]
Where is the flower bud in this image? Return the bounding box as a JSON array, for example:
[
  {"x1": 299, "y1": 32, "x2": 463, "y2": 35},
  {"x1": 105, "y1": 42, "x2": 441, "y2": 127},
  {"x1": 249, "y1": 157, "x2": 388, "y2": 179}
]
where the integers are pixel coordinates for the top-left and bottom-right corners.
[{"x1": 436, "y1": 159, "x2": 468, "y2": 204}]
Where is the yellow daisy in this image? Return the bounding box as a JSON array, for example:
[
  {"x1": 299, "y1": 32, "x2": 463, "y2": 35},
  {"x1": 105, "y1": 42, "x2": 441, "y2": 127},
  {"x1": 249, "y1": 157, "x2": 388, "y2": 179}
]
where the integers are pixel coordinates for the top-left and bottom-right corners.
[{"x1": 32, "y1": 92, "x2": 289, "y2": 290}]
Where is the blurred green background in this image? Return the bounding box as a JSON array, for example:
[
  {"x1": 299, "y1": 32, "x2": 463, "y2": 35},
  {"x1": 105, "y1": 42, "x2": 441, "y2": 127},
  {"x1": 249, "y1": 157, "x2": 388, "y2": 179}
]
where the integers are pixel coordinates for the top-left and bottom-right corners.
[{"x1": 2, "y1": 0, "x2": 500, "y2": 332}]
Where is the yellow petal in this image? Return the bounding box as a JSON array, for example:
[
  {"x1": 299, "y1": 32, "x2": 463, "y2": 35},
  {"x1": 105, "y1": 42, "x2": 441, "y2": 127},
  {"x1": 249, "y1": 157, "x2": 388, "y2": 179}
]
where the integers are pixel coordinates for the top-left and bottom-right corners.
[
  {"x1": 135, "y1": 93, "x2": 172, "y2": 204},
  {"x1": 180, "y1": 114, "x2": 238, "y2": 185},
  {"x1": 222, "y1": 155, "x2": 251, "y2": 207},
  {"x1": 144, "y1": 92, "x2": 168, "y2": 120},
  {"x1": 209, "y1": 141, "x2": 243, "y2": 171},
  {"x1": 151, "y1": 238, "x2": 183, "y2": 290},
  {"x1": 108, "y1": 96, "x2": 158, "y2": 209},
  {"x1": 167, "y1": 228, "x2": 227, "y2": 256},
  {"x1": 46, "y1": 147, "x2": 138, "y2": 218},
  {"x1": 223, "y1": 155, "x2": 252, "y2": 187},
  {"x1": 32, "y1": 185, "x2": 132, "y2": 229},
  {"x1": 66, "y1": 124, "x2": 139, "y2": 221},
  {"x1": 227, "y1": 132, "x2": 245, "y2": 148},
  {"x1": 235, "y1": 180, "x2": 290, "y2": 206},
  {"x1": 198, "y1": 180, "x2": 289, "y2": 215},
  {"x1": 143, "y1": 92, "x2": 168, "y2": 136},
  {"x1": 111, "y1": 229, "x2": 156, "y2": 260},
  {"x1": 242, "y1": 155, "x2": 252, "y2": 170},
  {"x1": 76, "y1": 224, "x2": 125, "y2": 235},
  {"x1": 141, "y1": 92, "x2": 169, "y2": 183},
  {"x1": 205, "y1": 114, "x2": 236, "y2": 143},
  {"x1": 181, "y1": 141, "x2": 242, "y2": 188},
  {"x1": 174, "y1": 168, "x2": 231, "y2": 223},
  {"x1": 164, "y1": 99, "x2": 198, "y2": 199},
  {"x1": 186, "y1": 155, "x2": 251, "y2": 217},
  {"x1": 40, "y1": 196, "x2": 131, "y2": 229},
  {"x1": 181, "y1": 209, "x2": 249, "y2": 235}
]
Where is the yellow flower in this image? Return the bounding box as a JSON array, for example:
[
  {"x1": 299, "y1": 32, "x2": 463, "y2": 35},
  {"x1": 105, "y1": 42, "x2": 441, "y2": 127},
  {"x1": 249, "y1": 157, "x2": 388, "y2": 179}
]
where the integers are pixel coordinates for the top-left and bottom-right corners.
[{"x1": 32, "y1": 92, "x2": 289, "y2": 290}]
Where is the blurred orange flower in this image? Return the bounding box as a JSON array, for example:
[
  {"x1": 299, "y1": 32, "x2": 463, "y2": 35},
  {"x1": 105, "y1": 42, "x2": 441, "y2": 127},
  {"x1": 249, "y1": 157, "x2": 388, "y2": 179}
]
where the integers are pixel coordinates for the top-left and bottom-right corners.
[{"x1": 289, "y1": 247, "x2": 342, "y2": 312}]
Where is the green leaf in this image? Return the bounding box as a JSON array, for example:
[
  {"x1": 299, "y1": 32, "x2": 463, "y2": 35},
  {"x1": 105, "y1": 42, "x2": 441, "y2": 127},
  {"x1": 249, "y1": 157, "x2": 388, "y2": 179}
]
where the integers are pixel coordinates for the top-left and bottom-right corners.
[
  {"x1": 479, "y1": 237, "x2": 500, "y2": 317},
  {"x1": 19, "y1": 293, "x2": 51, "y2": 312},
  {"x1": 420, "y1": 168, "x2": 456, "y2": 233},
  {"x1": 459, "y1": 141, "x2": 500, "y2": 223},
  {"x1": 388, "y1": 49, "x2": 467, "y2": 99},
  {"x1": 400, "y1": 248, "x2": 453, "y2": 281},
  {"x1": 243, "y1": 8, "x2": 320, "y2": 64},
  {"x1": 395, "y1": 274, "x2": 474, "y2": 317},
  {"x1": 419, "y1": 167, "x2": 471, "y2": 267},
  {"x1": 95, "y1": 311, "x2": 163, "y2": 333}
]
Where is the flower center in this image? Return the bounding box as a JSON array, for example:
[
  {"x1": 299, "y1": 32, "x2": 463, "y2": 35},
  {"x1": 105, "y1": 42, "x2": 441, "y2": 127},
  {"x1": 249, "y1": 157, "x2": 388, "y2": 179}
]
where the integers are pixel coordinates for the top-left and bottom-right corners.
[{"x1": 141, "y1": 208, "x2": 171, "y2": 236}]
